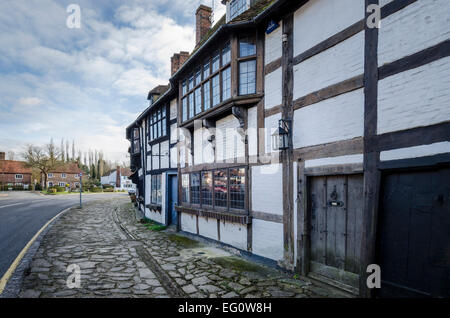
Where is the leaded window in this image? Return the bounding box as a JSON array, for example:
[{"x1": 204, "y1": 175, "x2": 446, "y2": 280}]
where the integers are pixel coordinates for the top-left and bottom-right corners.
[
  {"x1": 239, "y1": 60, "x2": 256, "y2": 95},
  {"x1": 181, "y1": 174, "x2": 189, "y2": 203},
  {"x1": 203, "y1": 81, "x2": 211, "y2": 111},
  {"x1": 212, "y1": 74, "x2": 220, "y2": 107},
  {"x1": 201, "y1": 171, "x2": 213, "y2": 206},
  {"x1": 151, "y1": 174, "x2": 162, "y2": 204},
  {"x1": 214, "y1": 169, "x2": 228, "y2": 208},
  {"x1": 195, "y1": 87, "x2": 202, "y2": 115},
  {"x1": 191, "y1": 172, "x2": 200, "y2": 204},
  {"x1": 229, "y1": 168, "x2": 245, "y2": 209},
  {"x1": 222, "y1": 66, "x2": 231, "y2": 101},
  {"x1": 230, "y1": 0, "x2": 247, "y2": 20}
]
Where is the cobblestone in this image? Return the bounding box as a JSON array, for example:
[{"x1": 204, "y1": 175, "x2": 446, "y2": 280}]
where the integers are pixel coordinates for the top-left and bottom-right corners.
[{"x1": 19, "y1": 197, "x2": 348, "y2": 298}]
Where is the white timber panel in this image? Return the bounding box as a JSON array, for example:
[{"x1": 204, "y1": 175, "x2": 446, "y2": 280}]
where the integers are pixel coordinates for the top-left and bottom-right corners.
[
  {"x1": 147, "y1": 209, "x2": 163, "y2": 224},
  {"x1": 216, "y1": 114, "x2": 245, "y2": 162},
  {"x1": 252, "y1": 219, "x2": 283, "y2": 261},
  {"x1": 378, "y1": 57, "x2": 450, "y2": 134},
  {"x1": 378, "y1": 0, "x2": 450, "y2": 66},
  {"x1": 247, "y1": 106, "x2": 258, "y2": 157},
  {"x1": 170, "y1": 98, "x2": 177, "y2": 120},
  {"x1": 193, "y1": 127, "x2": 204, "y2": 165},
  {"x1": 293, "y1": 0, "x2": 364, "y2": 56},
  {"x1": 160, "y1": 141, "x2": 169, "y2": 169},
  {"x1": 181, "y1": 213, "x2": 197, "y2": 234},
  {"x1": 265, "y1": 20, "x2": 283, "y2": 65},
  {"x1": 170, "y1": 146, "x2": 177, "y2": 168},
  {"x1": 380, "y1": 142, "x2": 450, "y2": 161},
  {"x1": 305, "y1": 154, "x2": 364, "y2": 168},
  {"x1": 145, "y1": 174, "x2": 151, "y2": 206},
  {"x1": 152, "y1": 143, "x2": 160, "y2": 170},
  {"x1": 293, "y1": 31, "x2": 364, "y2": 99},
  {"x1": 198, "y1": 216, "x2": 218, "y2": 241},
  {"x1": 264, "y1": 113, "x2": 281, "y2": 154},
  {"x1": 251, "y1": 163, "x2": 283, "y2": 215},
  {"x1": 170, "y1": 123, "x2": 177, "y2": 144},
  {"x1": 219, "y1": 222, "x2": 247, "y2": 251},
  {"x1": 264, "y1": 68, "x2": 282, "y2": 109},
  {"x1": 293, "y1": 88, "x2": 364, "y2": 148}
]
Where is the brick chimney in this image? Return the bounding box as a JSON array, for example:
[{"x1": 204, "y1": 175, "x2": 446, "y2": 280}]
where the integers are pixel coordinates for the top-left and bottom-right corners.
[
  {"x1": 116, "y1": 166, "x2": 121, "y2": 188},
  {"x1": 196, "y1": 5, "x2": 212, "y2": 46},
  {"x1": 171, "y1": 51, "x2": 190, "y2": 75},
  {"x1": 0, "y1": 152, "x2": 5, "y2": 160}
]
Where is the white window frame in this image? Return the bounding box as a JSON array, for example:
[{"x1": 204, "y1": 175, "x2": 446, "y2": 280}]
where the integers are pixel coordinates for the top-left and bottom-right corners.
[
  {"x1": 48, "y1": 173, "x2": 53, "y2": 178},
  {"x1": 228, "y1": 0, "x2": 249, "y2": 22},
  {"x1": 48, "y1": 182, "x2": 54, "y2": 187},
  {"x1": 61, "y1": 173, "x2": 67, "y2": 178},
  {"x1": 59, "y1": 182, "x2": 66, "y2": 187},
  {"x1": 15, "y1": 174, "x2": 23, "y2": 179}
]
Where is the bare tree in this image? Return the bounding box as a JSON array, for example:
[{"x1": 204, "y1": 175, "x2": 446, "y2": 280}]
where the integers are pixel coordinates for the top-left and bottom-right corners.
[
  {"x1": 72, "y1": 140, "x2": 76, "y2": 162},
  {"x1": 60, "y1": 138, "x2": 65, "y2": 162},
  {"x1": 66, "y1": 140, "x2": 70, "y2": 162},
  {"x1": 23, "y1": 142, "x2": 61, "y2": 190}
]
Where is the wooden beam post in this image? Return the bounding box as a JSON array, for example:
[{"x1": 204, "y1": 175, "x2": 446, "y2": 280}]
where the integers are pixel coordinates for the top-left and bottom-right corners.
[
  {"x1": 281, "y1": 13, "x2": 295, "y2": 270},
  {"x1": 360, "y1": 0, "x2": 381, "y2": 298}
]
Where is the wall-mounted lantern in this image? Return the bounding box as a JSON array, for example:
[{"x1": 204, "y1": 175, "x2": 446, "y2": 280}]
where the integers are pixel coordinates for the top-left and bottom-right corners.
[{"x1": 272, "y1": 119, "x2": 291, "y2": 151}]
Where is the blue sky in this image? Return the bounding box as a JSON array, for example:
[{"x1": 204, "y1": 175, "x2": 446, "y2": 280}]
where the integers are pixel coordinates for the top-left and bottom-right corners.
[{"x1": 0, "y1": 0, "x2": 225, "y2": 163}]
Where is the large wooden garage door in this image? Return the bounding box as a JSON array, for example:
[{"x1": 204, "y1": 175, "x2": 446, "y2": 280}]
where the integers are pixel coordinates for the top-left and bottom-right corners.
[
  {"x1": 308, "y1": 174, "x2": 364, "y2": 292},
  {"x1": 377, "y1": 168, "x2": 450, "y2": 298}
]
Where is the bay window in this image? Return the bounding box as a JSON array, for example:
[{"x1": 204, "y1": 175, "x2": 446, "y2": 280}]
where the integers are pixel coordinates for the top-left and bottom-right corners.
[
  {"x1": 239, "y1": 60, "x2": 256, "y2": 95},
  {"x1": 230, "y1": 0, "x2": 247, "y2": 20},
  {"x1": 195, "y1": 87, "x2": 202, "y2": 115},
  {"x1": 230, "y1": 168, "x2": 245, "y2": 209},
  {"x1": 181, "y1": 174, "x2": 190, "y2": 203},
  {"x1": 191, "y1": 172, "x2": 200, "y2": 204},
  {"x1": 214, "y1": 169, "x2": 228, "y2": 208},
  {"x1": 203, "y1": 81, "x2": 211, "y2": 111},
  {"x1": 222, "y1": 67, "x2": 231, "y2": 101},
  {"x1": 201, "y1": 171, "x2": 213, "y2": 206}
]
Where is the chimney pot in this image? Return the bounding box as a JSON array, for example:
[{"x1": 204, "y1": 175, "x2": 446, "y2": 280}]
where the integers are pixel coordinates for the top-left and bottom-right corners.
[{"x1": 196, "y1": 5, "x2": 212, "y2": 46}]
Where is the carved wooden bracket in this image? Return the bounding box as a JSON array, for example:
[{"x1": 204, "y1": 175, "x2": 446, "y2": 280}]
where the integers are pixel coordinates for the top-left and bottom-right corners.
[{"x1": 232, "y1": 106, "x2": 247, "y2": 143}]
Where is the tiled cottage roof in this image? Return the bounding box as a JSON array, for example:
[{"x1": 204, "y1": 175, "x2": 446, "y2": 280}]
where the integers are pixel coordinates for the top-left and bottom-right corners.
[
  {"x1": 49, "y1": 162, "x2": 81, "y2": 174},
  {"x1": 0, "y1": 160, "x2": 32, "y2": 174},
  {"x1": 193, "y1": 0, "x2": 276, "y2": 52}
]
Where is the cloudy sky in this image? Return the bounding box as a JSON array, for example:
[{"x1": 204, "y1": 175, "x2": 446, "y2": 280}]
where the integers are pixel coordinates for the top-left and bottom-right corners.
[{"x1": 0, "y1": 0, "x2": 225, "y2": 163}]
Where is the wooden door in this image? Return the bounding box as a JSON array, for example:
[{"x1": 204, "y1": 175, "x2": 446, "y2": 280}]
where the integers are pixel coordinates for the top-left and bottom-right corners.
[
  {"x1": 168, "y1": 175, "x2": 178, "y2": 226},
  {"x1": 377, "y1": 168, "x2": 450, "y2": 298},
  {"x1": 308, "y1": 174, "x2": 364, "y2": 291}
]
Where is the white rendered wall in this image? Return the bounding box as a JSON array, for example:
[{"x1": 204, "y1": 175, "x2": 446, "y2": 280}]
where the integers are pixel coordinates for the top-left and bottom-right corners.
[
  {"x1": 252, "y1": 219, "x2": 283, "y2": 261},
  {"x1": 216, "y1": 114, "x2": 245, "y2": 162},
  {"x1": 247, "y1": 106, "x2": 258, "y2": 157},
  {"x1": 378, "y1": 0, "x2": 450, "y2": 66},
  {"x1": 305, "y1": 154, "x2": 364, "y2": 168},
  {"x1": 181, "y1": 213, "x2": 197, "y2": 234},
  {"x1": 264, "y1": 113, "x2": 281, "y2": 154},
  {"x1": 170, "y1": 124, "x2": 177, "y2": 144},
  {"x1": 170, "y1": 98, "x2": 177, "y2": 120},
  {"x1": 265, "y1": 20, "x2": 282, "y2": 65},
  {"x1": 293, "y1": 88, "x2": 364, "y2": 148},
  {"x1": 170, "y1": 146, "x2": 177, "y2": 168},
  {"x1": 293, "y1": 31, "x2": 364, "y2": 99},
  {"x1": 219, "y1": 222, "x2": 247, "y2": 251},
  {"x1": 152, "y1": 144, "x2": 160, "y2": 170},
  {"x1": 160, "y1": 141, "x2": 169, "y2": 169},
  {"x1": 251, "y1": 163, "x2": 283, "y2": 215},
  {"x1": 293, "y1": 0, "x2": 364, "y2": 56},
  {"x1": 198, "y1": 216, "x2": 218, "y2": 241},
  {"x1": 378, "y1": 57, "x2": 450, "y2": 134},
  {"x1": 380, "y1": 142, "x2": 450, "y2": 162},
  {"x1": 264, "y1": 68, "x2": 282, "y2": 109}
]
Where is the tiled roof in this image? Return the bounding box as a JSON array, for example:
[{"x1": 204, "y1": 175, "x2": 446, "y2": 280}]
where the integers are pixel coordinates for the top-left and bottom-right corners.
[
  {"x1": 0, "y1": 160, "x2": 32, "y2": 174},
  {"x1": 49, "y1": 162, "x2": 82, "y2": 174},
  {"x1": 120, "y1": 167, "x2": 132, "y2": 177},
  {"x1": 147, "y1": 85, "x2": 170, "y2": 99},
  {"x1": 193, "y1": 0, "x2": 276, "y2": 52}
]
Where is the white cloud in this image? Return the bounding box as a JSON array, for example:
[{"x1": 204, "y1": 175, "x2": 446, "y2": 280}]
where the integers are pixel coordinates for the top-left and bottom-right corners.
[{"x1": 0, "y1": 0, "x2": 228, "y2": 163}]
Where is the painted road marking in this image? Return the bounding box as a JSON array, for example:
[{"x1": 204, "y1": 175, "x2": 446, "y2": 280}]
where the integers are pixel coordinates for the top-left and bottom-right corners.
[
  {"x1": 0, "y1": 203, "x2": 24, "y2": 209},
  {"x1": 0, "y1": 206, "x2": 74, "y2": 295}
]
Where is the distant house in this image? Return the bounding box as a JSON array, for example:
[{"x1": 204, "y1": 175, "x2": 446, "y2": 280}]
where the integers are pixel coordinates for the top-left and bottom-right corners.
[
  {"x1": 44, "y1": 162, "x2": 82, "y2": 189},
  {"x1": 0, "y1": 152, "x2": 32, "y2": 189},
  {"x1": 100, "y1": 166, "x2": 135, "y2": 191}
]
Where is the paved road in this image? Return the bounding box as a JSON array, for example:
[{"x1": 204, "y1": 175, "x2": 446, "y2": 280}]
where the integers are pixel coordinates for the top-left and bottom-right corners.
[{"x1": 0, "y1": 191, "x2": 129, "y2": 279}]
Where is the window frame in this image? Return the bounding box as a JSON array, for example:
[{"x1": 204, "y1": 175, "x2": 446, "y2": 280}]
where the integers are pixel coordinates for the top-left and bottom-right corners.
[
  {"x1": 148, "y1": 105, "x2": 168, "y2": 143},
  {"x1": 15, "y1": 174, "x2": 23, "y2": 179},
  {"x1": 229, "y1": 0, "x2": 247, "y2": 20},
  {"x1": 181, "y1": 167, "x2": 247, "y2": 212},
  {"x1": 180, "y1": 42, "x2": 232, "y2": 123}
]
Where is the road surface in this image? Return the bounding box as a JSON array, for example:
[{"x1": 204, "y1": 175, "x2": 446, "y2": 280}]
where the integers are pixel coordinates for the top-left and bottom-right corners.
[{"x1": 0, "y1": 191, "x2": 129, "y2": 279}]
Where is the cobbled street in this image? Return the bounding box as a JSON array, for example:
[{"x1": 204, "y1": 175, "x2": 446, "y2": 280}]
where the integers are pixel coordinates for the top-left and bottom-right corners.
[{"x1": 18, "y1": 197, "x2": 348, "y2": 298}]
